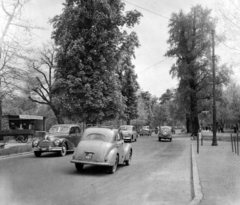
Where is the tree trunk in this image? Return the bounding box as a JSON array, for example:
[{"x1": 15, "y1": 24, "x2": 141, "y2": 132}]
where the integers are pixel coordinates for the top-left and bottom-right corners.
[
  {"x1": 190, "y1": 90, "x2": 199, "y2": 136},
  {"x1": 0, "y1": 99, "x2": 2, "y2": 130},
  {"x1": 51, "y1": 106, "x2": 64, "y2": 124}
]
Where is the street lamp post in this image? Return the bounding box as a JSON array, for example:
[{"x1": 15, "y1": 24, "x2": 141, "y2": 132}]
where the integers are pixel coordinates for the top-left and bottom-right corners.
[{"x1": 211, "y1": 29, "x2": 218, "y2": 146}]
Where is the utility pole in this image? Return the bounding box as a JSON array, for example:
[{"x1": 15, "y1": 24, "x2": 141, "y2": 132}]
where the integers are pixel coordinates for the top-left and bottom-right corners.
[{"x1": 211, "y1": 29, "x2": 218, "y2": 146}]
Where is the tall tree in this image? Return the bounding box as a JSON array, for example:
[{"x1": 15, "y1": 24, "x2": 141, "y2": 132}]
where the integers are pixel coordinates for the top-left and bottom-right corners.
[
  {"x1": 25, "y1": 42, "x2": 64, "y2": 124},
  {"x1": 165, "y1": 5, "x2": 230, "y2": 136},
  {"x1": 50, "y1": 0, "x2": 141, "y2": 124}
]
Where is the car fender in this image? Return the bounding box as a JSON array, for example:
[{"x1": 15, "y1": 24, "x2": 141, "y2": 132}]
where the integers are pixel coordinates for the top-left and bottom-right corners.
[
  {"x1": 123, "y1": 143, "x2": 132, "y2": 160},
  {"x1": 106, "y1": 148, "x2": 118, "y2": 165}
]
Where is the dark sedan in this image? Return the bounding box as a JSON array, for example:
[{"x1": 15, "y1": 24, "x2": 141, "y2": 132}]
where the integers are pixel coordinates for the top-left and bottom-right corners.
[{"x1": 32, "y1": 124, "x2": 82, "y2": 157}]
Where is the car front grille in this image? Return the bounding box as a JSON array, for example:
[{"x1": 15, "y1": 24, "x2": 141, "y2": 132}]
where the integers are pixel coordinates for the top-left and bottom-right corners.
[{"x1": 39, "y1": 140, "x2": 52, "y2": 148}]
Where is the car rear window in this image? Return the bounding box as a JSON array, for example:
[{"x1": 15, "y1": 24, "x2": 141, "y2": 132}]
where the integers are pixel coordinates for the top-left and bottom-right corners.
[
  {"x1": 161, "y1": 127, "x2": 170, "y2": 132},
  {"x1": 120, "y1": 126, "x2": 131, "y2": 131},
  {"x1": 84, "y1": 133, "x2": 107, "y2": 141}
]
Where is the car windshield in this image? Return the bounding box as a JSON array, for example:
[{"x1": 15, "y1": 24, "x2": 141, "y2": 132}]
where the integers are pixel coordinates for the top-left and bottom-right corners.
[
  {"x1": 84, "y1": 133, "x2": 107, "y2": 141},
  {"x1": 119, "y1": 126, "x2": 132, "y2": 131},
  {"x1": 49, "y1": 126, "x2": 70, "y2": 134},
  {"x1": 142, "y1": 126, "x2": 149, "y2": 130}
]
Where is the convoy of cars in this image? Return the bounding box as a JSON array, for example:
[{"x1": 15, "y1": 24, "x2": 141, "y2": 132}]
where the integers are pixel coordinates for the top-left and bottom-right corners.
[{"x1": 31, "y1": 123, "x2": 175, "y2": 173}]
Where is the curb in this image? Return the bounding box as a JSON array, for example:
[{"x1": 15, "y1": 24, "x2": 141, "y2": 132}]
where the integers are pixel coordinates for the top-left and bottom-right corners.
[
  {"x1": 188, "y1": 143, "x2": 203, "y2": 205},
  {"x1": 0, "y1": 151, "x2": 33, "y2": 160}
]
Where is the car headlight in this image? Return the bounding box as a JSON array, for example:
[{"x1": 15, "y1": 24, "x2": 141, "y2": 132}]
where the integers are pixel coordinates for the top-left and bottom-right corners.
[
  {"x1": 54, "y1": 139, "x2": 60, "y2": 146},
  {"x1": 32, "y1": 140, "x2": 39, "y2": 147}
]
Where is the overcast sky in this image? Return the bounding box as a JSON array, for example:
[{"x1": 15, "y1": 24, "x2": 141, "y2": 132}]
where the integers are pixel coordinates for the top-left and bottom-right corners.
[{"x1": 25, "y1": 0, "x2": 234, "y2": 97}]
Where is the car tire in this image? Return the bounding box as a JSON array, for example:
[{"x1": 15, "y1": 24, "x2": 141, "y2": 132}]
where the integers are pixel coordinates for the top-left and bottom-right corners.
[
  {"x1": 170, "y1": 138, "x2": 172, "y2": 142},
  {"x1": 59, "y1": 144, "x2": 67, "y2": 156},
  {"x1": 158, "y1": 137, "x2": 161, "y2": 141},
  {"x1": 125, "y1": 149, "x2": 132, "y2": 166},
  {"x1": 109, "y1": 155, "x2": 119, "y2": 174},
  {"x1": 75, "y1": 163, "x2": 84, "y2": 172},
  {"x1": 34, "y1": 151, "x2": 41, "y2": 157}
]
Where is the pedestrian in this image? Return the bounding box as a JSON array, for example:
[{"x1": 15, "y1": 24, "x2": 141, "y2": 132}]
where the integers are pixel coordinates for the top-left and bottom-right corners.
[{"x1": 233, "y1": 124, "x2": 237, "y2": 133}]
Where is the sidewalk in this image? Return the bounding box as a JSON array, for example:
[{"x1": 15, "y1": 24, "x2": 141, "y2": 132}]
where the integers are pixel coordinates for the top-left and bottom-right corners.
[{"x1": 192, "y1": 140, "x2": 240, "y2": 205}]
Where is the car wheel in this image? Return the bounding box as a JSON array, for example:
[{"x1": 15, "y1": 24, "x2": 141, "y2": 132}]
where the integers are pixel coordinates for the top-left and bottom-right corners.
[
  {"x1": 59, "y1": 144, "x2": 67, "y2": 156},
  {"x1": 109, "y1": 155, "x2": 119, "y2": 174},
  {"x1": 158, "y1": 137, "x2": 161, "y2": 141},
  {"x1": 34, "y1": 151, "x2": 41, "y2": 157},
  {"x1": 125, "y1": 149, "x2": 132, "y2": 166},
  {"x1": 170, "y1": 138, "x2": 172, "y2": 142},
  {"x1": 75, "y1": 163, "x2": 84, "y2": 172},
  {"x1": 21, "y1": 135, "x2": 28, "y2": 143}
]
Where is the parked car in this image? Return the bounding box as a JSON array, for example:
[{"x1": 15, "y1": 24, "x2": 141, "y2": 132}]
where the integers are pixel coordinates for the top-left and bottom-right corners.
[
  {"x1": 158, "y1": 126, "x2": 172, "y2": 142},
  {"x1": 119, "y1": 125, "x2": 138, "y2": 142},
  {"x1": 139, "y1": 126, "x2": 152, "y2": 136},
  {"x1": 32, "y1": 124, "x2": 82, "y2": 157},
  {"x1": 71, "y1": 127, "x2": 132, "y2": 174}
]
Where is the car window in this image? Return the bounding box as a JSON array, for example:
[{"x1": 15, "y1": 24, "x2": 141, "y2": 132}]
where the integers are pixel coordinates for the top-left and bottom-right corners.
[
  {"x1": 75, "y1": 127, "x2": 81, "y2": 133},
  {"x1": 49, "y1": 126, "x2": 70, "y2": 134},
  {"x1": 70, "y1": 127, "x2": 75, "y2": 134},
  {"x1": 120, "y1": 126, "x2": 132, "y2": 131},
  {"x1": 85, "y1": 133, "x2": 107, "y2": 141},
  {"x1": 116, "y1": 133, "x2": 121, "y2": 141}
]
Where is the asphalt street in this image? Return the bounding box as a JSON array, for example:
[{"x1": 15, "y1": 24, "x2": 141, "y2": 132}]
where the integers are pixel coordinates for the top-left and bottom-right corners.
[{"x1": 0, "y1": 133, "x2": 192, "y2": 205}]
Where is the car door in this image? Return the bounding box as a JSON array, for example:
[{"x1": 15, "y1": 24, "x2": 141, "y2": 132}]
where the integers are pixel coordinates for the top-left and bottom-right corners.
[
  {"x1": 116, "y1": 132, "x2": 124, "y2": 163},
  {"x1": 133, "y1": 126, "x2": 137, "y2": 140},
  {"x1": 70, "y1": 126, "x2": 82, "y2": 147}
]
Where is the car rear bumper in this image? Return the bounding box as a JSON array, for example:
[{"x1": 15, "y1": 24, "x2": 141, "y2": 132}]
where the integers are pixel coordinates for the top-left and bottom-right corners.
[
  {"x1": 70, "y1": 159, "x2": 111, "y2": 166},
  {"x1": 158, "y1": 135, "x2": 172, "y2": 139},
  {"x1": 33, "y1": 147, "x2": 62, "y2": 152}
]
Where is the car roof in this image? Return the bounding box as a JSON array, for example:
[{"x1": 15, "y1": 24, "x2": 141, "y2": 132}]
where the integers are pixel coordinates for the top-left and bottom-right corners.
[
  {"x1": 82, "y1": 127, "x2": 118, "y2": 142},
  {"x1": 120, "y1": 125, "x2": 133, "y2": 127},
  {"x1": 51, "y1": 124, "x2": 80, "y2": 127},
  {"x1": 161, "y1": 126, "x2": 171, "y2": 129}
]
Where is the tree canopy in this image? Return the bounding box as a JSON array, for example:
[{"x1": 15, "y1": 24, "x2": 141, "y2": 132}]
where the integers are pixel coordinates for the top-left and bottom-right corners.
[
  {"x1": 50, "y1": 0, "x2": 142, "y2": 124},
  {"x1": 165, "y1": 5, "x2": 231, "y2": 135}
]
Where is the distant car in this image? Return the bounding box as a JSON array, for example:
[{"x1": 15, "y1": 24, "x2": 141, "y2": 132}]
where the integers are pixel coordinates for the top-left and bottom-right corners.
[
  {"x1": 71, "y1": 127, "x2": 132, "y2": 174},
  {"x1": 140, "y1": 126, "x2": 152, "y2": 136},
  {"x1": 119, "y1": 125, "x2": 138, "y2": 142},
  {"x1": 158, "y1": 126, "x2": 172, "y2": 142},
  {"x1": 32, "y1": 124, "x2": 82, "y2": 157}
]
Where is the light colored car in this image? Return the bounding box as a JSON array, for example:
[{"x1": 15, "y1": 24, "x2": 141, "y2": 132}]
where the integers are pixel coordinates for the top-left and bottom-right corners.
[
  {"x1": 140, "y1": 126, "x2": 152, "y2": 136},
  {"x1": 32, "y1": 124, "x2": 82, "y2": 157},
  {"x1": 119, "y1": 125, "x2": 138, "y2": 142},
  {"x1": 158, "y1": 126, "x2": 172, "y2": 142},
  {"x1": 71, "y1": 127, "x2": 132, "y2": 174}
]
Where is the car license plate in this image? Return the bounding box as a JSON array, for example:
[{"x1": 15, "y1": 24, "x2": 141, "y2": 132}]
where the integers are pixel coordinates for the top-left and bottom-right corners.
[
  {"x1": 41, "y1": 148, "x2": 47, "y2": 151},
  {"x1": 85, "y1": 154, "x2": 92, "y2": 160}
]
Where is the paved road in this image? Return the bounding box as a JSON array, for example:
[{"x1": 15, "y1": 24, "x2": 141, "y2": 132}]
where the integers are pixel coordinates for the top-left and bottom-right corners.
[{"x1": 0, "y1": 134, "x2": 192, "y2": 205}]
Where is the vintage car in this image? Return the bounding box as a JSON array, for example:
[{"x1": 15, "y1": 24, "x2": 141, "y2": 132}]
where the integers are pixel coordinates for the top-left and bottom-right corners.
[
  {"x1": 119, "y1": 125, "x2": 138, "y2": 142},
  {"x1": 32, "y1": 124, "x2": 82, "y2": 157},
  {"x1": 139, "y1": 126, "x2": 152, "y2": 136},
  {"x1": 70, "y1": 127, "x2": 132, "y2": 174},
  {"x1": 158, "y1": 126, "x2": 172, "y2": 142}
]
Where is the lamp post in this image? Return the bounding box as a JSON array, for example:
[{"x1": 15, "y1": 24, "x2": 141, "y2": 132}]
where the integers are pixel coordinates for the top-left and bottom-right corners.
[{"x1": 211, "y1": 29, "x2": 218, "y2": 146}]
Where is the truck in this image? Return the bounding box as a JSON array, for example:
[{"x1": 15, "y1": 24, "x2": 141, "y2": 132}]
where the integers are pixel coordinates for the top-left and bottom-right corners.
[{"x1": 0, "y1": 115, "x2": 46, "y2": 143}]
